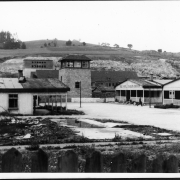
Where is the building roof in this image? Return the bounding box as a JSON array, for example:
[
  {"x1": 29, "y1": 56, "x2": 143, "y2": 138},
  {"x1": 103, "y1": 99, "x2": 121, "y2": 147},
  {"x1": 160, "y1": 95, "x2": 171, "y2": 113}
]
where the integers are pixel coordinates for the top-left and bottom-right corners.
[
  {"x1": 24, "y1": 57, "x2": 53, "y2": 61},
  {"x1": 162, "y1": 77, "x2": 180, "y2": 87},
  {"x1": 93, "y1": 86, "x2": 115, "y2": 93},
  {"x1": 91, "y1": 71, "x2": 139, "y2": 82},
  {"x1": 152, "y1": 79, "x2": 173, "y2": 85},
  {"x1": 36, "y1": 70, "x2": 59, "y2": 79},
  {"x1": 0, "y1": 78, "x2": 70, "y2": 93},
  {"x1": 61, "y1": 54, "x2": 92, "y2": 61},
  {"x1": 116, "y1": 79, "x2": 162, "y2": 89}
]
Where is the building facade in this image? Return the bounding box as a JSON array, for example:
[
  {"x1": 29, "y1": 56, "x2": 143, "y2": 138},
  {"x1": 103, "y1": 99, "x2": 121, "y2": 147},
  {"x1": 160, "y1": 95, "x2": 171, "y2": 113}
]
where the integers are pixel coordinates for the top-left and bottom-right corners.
[
  {"x1": 23, "y1": 57, "x2": 55, "y2": 78},
  {"x1": 115, "y1": 79, "x2": 163, "y2": 104},
  {"x1": 59, "y1": 55, "x2": 92, "y2": 98},
  {"x1": 0, "y1": 76, "x2": 70, "y2": 115},
  {"x1": 163, "y1": 78, "x2": 180, "y2": 105}
]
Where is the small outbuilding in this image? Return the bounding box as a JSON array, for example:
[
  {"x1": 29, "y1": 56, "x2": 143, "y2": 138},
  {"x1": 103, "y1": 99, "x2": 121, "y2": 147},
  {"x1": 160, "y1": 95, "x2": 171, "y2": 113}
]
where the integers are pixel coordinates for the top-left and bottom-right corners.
[{"x1": 0, "y1": 75, "x2": 70, "y2": 115}]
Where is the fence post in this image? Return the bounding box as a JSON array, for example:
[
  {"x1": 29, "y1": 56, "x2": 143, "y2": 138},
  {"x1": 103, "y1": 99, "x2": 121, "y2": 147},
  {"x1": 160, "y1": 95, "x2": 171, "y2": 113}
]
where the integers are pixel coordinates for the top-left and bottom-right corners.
[
  {"x1": 132, "y1": 154, "x2": 146, "y2": 173},
  {"x1": 163, "y1": 155, "x2": 179, "y2": 173},
  {"x1": 58, "y1": 150, "x2": 78, "y2": 172},
  {"x1": 85, "y1": 150, "x2": 102, "y2": 172},
  {"x1": 31, "y1": 148, "x2": 48, "y2": 172},
  {"x1": 152, "y1": 154, "x2": 164, "y2": 173},
  {"x1": 2, "y1": 148, "x2": 23, "y2": 172},
  {"x1": 111, "y1": 152, "x2": 126, "y2": 172}
]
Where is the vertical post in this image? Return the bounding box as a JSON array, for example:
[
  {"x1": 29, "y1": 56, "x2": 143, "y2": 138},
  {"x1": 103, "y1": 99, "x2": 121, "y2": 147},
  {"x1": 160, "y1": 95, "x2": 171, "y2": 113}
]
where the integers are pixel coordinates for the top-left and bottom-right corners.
[
  {"x1": 36, "y1": 95, "x2": 38, "y2": 107},
  {"x1": 45, "y1": 95, "x2": 46, "y2": 107},
  {"x1": 52, "y1": 96, "x2": 53, "y2": 111},
  {"x1": 80, "y1": 81, "x2": 81, "y2": 108},
  {"x1": 48, "y1": 96, "x2": 50, "y2": 106},
  {"x1": 60, "y1": 95, "x2": 62, "y2": 111},
  {"x1": 65, "y1": 94, "x2": 67, "y2": 110},
  {"x1": 55, "y1": 95, "x2": 57, "y2": 112},
  {"x1": 136, "y1": 90, "x2": 137, "y2": 102},
  {"x1": 143, "y1": 90, "x2": 144, "y2": 104},
  {"x1": 149, "y1": 88, "x2": 151, "y2": 108},
  {"x1": 120, "y1": 90, "x2": 121, "y2": 102}
]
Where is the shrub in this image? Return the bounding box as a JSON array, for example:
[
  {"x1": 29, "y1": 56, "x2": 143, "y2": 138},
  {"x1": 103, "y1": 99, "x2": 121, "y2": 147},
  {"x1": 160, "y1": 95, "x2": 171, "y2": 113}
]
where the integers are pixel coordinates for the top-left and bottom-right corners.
[
  {"x1": 154, "y1": 103, "x2": 180, "y2": 109},
  {"x1": 26, "y1": 140, "x2": 39, "y2": 151}
]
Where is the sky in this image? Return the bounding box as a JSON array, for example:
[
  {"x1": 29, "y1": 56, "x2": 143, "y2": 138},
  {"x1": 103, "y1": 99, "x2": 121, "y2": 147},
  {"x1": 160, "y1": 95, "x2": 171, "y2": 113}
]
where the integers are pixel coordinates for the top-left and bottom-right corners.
[{"x1": 0, "y1": 1, "x2": 180, "y2": 52}]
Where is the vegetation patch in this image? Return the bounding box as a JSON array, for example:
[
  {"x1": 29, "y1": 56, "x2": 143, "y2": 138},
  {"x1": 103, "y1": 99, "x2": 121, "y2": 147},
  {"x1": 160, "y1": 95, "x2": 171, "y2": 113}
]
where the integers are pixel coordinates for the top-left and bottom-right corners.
[{"x1": 154, "y1": 103, "x2": 180, "y2": 109}]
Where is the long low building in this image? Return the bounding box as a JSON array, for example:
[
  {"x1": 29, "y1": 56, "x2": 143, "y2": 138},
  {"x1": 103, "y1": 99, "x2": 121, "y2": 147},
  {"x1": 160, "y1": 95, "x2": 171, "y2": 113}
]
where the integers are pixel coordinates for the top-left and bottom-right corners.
[
  {"x1": 0, "y1": 76, "x2": 70, "y2": 115},
  {"x1": 115, "y1": 79, "x2": 164, "y2": 104}
]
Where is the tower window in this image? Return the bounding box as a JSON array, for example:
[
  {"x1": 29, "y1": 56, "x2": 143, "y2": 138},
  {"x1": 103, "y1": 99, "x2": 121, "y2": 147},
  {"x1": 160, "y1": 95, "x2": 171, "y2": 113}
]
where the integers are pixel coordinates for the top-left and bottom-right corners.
[
  {"x1": 75, "y1": 81, "x2": 80, "y2": 88},
  {"x1": 74, "y1": 61, "x2": 81, "y2": 68},
  {"x1": 82, "y1": 61, "x2": 88, "y2": 68},
  {"x1": 66, "y1": 61, "x2": 73, "y2": 67}
]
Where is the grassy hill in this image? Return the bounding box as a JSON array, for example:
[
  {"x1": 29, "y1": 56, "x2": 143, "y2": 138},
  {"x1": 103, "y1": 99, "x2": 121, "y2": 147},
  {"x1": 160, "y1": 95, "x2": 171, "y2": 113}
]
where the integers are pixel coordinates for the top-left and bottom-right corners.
[
  {"x1": 0, "y1": 39, "x2": 180, "y2": 78},
  {"x1": 25, "y1": 39, "x2": 96, "y2": 49}
]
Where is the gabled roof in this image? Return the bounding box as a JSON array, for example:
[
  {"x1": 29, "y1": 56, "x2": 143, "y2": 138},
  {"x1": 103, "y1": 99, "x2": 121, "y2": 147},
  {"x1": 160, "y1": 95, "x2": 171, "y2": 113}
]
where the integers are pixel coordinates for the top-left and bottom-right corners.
[
  {"x1": 61, "y1": 54, "x2": 92, "y2": 61},
  {"x1": 162, "y1": 78, "x2": 180, "y2": 87},
  {"x1": 0, "y1": 78, "x2": 70, "y2": 93},
  {"x1": 116, "y1": 79, "x2": 162, "y2": 89},
  {"x1": 152, "y1": 79, "x2": 173, "y2": 85},
  {"x1": 92, "y1": 85, "x2": 115, "y2": 93},
  {"x1": 91, "y1": 70, "x2": 138, "y2": 82}
]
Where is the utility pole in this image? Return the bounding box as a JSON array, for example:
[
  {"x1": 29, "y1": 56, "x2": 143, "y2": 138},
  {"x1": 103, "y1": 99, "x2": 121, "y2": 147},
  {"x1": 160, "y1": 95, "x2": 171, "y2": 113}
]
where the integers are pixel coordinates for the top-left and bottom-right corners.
[
  {"x1": 80, "y1": 81, "x2": 81, "y2": 108},
  {"x1": 149, "y1": 88, "x2": 151, "y2": 108}
]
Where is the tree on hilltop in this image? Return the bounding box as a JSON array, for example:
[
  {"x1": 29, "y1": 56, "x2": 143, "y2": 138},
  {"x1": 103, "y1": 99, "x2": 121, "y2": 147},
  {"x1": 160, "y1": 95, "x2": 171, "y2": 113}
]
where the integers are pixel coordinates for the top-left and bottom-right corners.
[
  {"x1": 66, "y1": 40, "x2": 72, "y2": 46},
  {"x1": 0, "y1": 31, "x2": 22, "y2": 49},
  {"x1": 158, "y1": 49, "x2": 162, "y2": 53},
  {"x1": 21, "y1": 42, "x2": 26, "y2": 49},
  {"x1": 127, "y1": 44, "x2": 133, "y2": 49},
  {"x1": 114, "y1": 44, "x2": 119, "y2": 48},
  {"x1": 82, "y1": 42, "x2": 86, "y2": 46}
]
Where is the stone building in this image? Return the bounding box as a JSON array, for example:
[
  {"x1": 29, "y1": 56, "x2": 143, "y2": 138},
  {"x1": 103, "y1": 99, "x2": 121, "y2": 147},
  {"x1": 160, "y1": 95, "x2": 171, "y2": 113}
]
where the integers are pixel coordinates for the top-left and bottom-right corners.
[
  {"x1": 59, "y1": 54, "x2": 92, "y2": 98},
  {"x1": 23, "y1": 57, "x2": 59, "y2": 78}
]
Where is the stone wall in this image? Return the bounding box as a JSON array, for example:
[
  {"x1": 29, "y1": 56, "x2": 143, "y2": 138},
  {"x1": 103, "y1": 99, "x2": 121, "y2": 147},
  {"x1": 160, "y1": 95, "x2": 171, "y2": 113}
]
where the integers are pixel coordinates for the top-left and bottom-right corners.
[{"x1": 59, "y1": 69, "x2": 92, "y2": 98}]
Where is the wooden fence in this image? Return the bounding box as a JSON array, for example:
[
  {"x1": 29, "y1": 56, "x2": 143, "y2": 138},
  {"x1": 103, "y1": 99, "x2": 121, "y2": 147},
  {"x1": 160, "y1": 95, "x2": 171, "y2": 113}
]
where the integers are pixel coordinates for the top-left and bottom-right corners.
[{"x1": 1, "y1": 148, "x2": 179, "y2": 173}]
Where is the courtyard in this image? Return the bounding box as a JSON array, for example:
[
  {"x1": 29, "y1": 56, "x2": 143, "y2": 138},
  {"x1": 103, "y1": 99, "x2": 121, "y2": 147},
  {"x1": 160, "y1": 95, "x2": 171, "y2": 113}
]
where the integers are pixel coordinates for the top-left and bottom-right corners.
[{"x1": 67, "y1": 102, "x2": 180, "y2": 132}]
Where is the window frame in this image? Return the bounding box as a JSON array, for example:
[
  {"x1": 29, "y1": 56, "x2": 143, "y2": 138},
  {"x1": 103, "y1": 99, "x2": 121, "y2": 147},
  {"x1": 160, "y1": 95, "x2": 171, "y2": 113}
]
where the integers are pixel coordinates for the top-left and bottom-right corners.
[
  {"x1": 75, "y1": 81, "x2": 80, "y2": 88},
  {"x1": 8, "y1": 94, "x2": 18, "y2": 109},
  {"x1": 82, "y1": 61, "x2": 89, "y2": 68}
]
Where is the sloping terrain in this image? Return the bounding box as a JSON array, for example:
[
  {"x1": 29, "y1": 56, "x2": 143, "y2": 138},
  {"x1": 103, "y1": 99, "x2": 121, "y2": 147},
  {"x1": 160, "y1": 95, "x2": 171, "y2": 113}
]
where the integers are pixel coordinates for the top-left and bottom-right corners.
[{"x1": 0, "y1": 40, "x2": 180, "y2": 78}]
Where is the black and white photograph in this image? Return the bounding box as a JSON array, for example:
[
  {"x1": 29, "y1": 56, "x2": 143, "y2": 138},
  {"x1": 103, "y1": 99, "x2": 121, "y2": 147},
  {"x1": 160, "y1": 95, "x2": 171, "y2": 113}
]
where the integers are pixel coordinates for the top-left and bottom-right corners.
[{"x1": 0, "y1": 1, "x2": 180, "y2": 178}]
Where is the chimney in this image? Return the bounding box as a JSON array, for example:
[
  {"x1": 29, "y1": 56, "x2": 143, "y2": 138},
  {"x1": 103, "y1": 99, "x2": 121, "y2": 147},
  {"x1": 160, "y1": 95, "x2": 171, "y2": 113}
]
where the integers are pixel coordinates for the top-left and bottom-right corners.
[
  {"x1": 18, "y1": 70, "x2": 23, "y2": 79},
  {"x1": 150, "y1": 73, "x2": 153, "y2": 81},
  {"x1": 18, "y1": 70, "x2": 26, "y2": 83}
]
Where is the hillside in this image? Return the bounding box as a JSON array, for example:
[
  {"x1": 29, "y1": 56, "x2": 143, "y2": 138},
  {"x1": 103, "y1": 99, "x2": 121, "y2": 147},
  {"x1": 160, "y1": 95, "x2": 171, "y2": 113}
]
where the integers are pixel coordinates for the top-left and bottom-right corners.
[
  {"x1": 25, "y1": 39, "x2": 96, "y2": 49},
  {"x1": 0, "y1": 39, "x2": 180, "y2": 78}
]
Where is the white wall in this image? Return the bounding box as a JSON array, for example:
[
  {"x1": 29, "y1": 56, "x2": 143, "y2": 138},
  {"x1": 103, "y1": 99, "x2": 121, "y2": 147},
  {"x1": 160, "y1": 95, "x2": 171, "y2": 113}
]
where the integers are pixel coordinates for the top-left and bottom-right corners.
[
  {"x1": 0, "y1": 94, "x2": 8, "y2": 112},
  {"x1": 71, "y1": 98, "x2": 104, "y2": 103},
  {"x1": 19, "y1": 94, "x2": 33, "y2": 114},
  {"x1": 23, "y1": 69, "x2": 36, "y2": 78},
  {"x1": 0, "y1": 93, "x2": 33, "y2": 114},
  {"x1": 163, "y1": 80, "x2": 180, "y2": 90}
]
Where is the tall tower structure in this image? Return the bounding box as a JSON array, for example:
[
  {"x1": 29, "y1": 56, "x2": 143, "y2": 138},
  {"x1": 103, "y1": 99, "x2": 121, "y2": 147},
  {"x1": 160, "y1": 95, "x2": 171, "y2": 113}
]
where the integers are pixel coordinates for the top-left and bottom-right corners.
[{"x1": 59, "y1": 54, "x2": 92, "y2": 98}]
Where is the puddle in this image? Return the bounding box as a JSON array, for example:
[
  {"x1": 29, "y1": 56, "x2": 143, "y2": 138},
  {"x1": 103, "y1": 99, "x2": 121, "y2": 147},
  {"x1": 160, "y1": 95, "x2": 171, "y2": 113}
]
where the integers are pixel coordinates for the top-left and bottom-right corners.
[{"x1": 51, "y1": 118, "x2": 153, "y2": 140}]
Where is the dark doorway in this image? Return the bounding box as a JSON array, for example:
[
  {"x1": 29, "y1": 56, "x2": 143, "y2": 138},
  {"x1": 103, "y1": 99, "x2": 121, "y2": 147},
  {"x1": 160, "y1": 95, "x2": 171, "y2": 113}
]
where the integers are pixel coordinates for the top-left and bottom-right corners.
[{"x1": 126, "y1": 90, "x2": 130, "y2": 101}]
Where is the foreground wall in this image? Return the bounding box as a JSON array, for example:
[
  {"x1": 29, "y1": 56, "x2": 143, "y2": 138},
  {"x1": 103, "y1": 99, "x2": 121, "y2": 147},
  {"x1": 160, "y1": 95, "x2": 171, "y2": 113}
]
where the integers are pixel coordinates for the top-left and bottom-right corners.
[{"x1": 0, "y1": 93, "x2": 33, "y2": 115}]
